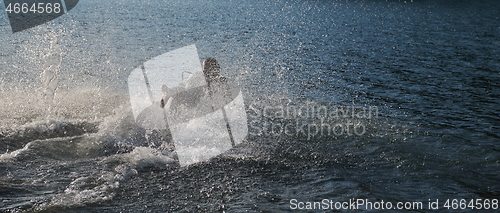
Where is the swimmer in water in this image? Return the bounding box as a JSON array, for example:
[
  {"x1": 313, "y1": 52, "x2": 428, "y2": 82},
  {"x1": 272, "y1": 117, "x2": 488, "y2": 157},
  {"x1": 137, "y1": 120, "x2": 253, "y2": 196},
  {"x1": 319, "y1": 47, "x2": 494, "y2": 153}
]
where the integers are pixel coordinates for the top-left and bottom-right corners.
[{"x1": 160, "y1": 57, "x2": 226, "y2": 108}]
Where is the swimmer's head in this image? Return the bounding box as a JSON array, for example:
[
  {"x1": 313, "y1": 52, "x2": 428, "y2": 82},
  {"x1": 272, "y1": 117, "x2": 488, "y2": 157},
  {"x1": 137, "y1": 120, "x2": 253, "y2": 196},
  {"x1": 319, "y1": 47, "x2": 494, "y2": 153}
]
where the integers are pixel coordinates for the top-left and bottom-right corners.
[
  {"x1": 160, "y1": 85, "x2": 169, "y2": 108},
  {"x1": 203, "y1": 58, "x2": 220, "y2": 78}
]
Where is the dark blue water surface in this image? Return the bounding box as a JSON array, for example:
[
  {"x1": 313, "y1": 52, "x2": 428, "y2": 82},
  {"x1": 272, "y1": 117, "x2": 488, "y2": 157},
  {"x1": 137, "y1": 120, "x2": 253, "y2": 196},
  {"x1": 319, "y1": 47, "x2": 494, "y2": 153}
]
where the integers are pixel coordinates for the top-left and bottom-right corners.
[{"x1": 0, "y1": 0, "x2": 499, "y2": 212}]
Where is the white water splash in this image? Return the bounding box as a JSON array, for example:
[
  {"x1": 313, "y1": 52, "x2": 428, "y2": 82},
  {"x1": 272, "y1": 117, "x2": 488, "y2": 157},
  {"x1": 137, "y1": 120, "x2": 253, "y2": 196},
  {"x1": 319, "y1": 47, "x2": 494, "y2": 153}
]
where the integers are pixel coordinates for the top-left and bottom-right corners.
[{"x1": 40, "y1": 36, "x2": 63, "y2": 119}]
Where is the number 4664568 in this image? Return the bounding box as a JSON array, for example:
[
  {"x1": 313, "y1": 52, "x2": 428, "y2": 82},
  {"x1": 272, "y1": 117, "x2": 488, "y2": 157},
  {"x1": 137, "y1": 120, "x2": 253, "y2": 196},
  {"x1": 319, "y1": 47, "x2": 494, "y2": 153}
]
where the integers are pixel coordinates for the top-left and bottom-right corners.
[{"x1": 5, "y1": 3, "x2": 62, "y2": 14}]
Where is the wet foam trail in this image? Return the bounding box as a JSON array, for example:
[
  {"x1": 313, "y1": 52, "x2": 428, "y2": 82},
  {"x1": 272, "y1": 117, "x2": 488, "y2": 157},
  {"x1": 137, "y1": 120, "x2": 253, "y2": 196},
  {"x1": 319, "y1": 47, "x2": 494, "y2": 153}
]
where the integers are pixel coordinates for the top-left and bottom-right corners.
[{"x1": 0, "y1": 86, "x2": 179, "y2": 212}]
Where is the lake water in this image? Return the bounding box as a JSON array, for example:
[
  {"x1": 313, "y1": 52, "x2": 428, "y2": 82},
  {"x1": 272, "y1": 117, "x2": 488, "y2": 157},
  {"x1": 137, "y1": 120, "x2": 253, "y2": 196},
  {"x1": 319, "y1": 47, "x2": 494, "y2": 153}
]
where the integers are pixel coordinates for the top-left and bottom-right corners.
[{"x1": 0, "y1": 0, "x2": 499, "y2": 212}]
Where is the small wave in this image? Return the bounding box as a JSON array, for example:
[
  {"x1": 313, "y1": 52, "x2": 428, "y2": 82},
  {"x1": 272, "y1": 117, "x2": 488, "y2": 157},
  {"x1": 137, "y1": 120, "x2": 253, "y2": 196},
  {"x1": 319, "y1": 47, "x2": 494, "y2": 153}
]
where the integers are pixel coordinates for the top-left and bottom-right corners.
[
  {"x1": 102, "y1": 147, "x2": 178, "y2": 171},
  {"x1": 31, "y1": 171, "x2": 120, "y2": 212},
  {"x1": 0, "y1": 120, "x2": 98, "y2": 153}
]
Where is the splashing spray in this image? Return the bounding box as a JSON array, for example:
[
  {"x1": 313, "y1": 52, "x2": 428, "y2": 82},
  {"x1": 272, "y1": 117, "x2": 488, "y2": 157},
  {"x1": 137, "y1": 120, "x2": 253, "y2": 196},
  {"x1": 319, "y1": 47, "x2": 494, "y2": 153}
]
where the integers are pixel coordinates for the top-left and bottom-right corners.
[{"x1": 40, "y1": 37, "x2": 63, "y2": 119}]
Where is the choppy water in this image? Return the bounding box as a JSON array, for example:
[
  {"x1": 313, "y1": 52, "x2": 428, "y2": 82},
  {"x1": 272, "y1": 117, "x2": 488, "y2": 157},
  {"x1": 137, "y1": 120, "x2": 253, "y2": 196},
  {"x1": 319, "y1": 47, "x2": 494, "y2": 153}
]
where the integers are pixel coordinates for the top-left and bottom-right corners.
[{"x1": 0, "y1": 0, "x2": 499, "y2": 212}]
